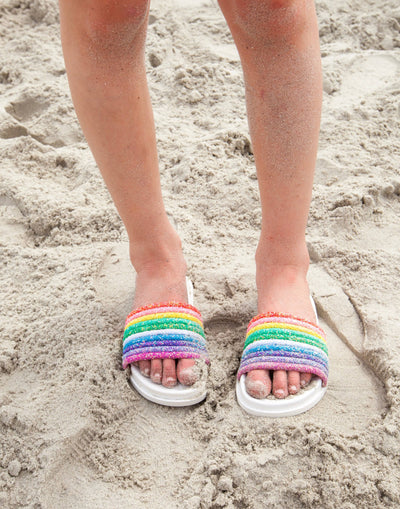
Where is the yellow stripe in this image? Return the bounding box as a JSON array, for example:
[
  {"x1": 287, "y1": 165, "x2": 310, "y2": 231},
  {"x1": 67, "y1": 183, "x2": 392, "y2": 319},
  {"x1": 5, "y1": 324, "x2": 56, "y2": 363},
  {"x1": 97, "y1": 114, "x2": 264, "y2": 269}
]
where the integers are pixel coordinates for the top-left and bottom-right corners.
[
  {"x1": 126, "y1": 312, "x2": 202, "y2": 329},
  {"x1": 246, "y1": 322, "x2": 326, "y2": 343}
]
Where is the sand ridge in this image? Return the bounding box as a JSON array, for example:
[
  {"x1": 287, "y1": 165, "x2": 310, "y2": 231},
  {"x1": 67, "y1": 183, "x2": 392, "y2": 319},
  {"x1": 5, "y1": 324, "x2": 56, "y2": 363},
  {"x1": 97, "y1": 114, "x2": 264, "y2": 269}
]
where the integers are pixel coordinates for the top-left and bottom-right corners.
[{"x1": 0, "y1": 0, "x2": 400, "y2": 507}]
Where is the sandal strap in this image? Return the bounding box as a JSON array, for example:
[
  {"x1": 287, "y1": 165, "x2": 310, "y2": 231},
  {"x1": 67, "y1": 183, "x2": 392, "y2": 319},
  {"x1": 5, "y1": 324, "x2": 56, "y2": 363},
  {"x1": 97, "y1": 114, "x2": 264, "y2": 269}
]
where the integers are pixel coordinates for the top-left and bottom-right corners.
[
  {"x1": 238, "y1": 313, "x2": 328, "y2": 386},
  {"x1": 122, "y1": 302, "x2": 209, "y2": 369}
]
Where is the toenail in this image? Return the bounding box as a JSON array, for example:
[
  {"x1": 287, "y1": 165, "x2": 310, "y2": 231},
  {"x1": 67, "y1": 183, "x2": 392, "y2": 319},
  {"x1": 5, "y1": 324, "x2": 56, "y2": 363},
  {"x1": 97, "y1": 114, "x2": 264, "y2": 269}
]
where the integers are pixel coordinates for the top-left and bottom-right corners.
[
  {"x1": 179, "y1": 368, "x2": 197, "y2": 385},
  {"x1": 152, "y1": 374, "x2": 161, "y2": 382},
  {"x1": 142, "y1": 368, "x2": 150, "y2": 377},
  {"x1": 289, "y1": 385, "x2": 298, "y2": 394},
  {"x1": 166, "y1": 377, "x2": 176, "y2": 385},
  {"x1": 300, "y1": 380, "x2": 307, "y2": 387},
  {"x1": 274, "y1": 389, "x2": 285, "y2": 399},
  {"x1": 245, "y1": 380, "x2": 269, "y2": 399}
]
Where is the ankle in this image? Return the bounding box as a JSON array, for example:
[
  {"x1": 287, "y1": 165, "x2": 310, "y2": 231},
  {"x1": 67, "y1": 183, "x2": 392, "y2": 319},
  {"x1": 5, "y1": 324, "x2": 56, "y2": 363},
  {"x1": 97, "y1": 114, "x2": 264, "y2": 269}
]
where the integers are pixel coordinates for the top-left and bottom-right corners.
[
  {"x1": 255, "y1": 238, "x2": 310, "y2": 279},
  {"x1": 131, "y1": 232, "x2": 188, "y2": 308},
  {"x1": 129, "y1": 229, "x2": 186, "y2": 276},
  {"x1": 255, "y1": 241, "x2": 314, "y2": 319}
]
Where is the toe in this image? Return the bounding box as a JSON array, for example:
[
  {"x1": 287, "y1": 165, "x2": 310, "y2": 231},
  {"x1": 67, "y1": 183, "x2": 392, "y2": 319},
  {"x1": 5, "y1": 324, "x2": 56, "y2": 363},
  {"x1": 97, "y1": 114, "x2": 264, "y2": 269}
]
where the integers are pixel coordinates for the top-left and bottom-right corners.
[
  {"x1": 162, "y1": 359, "x2": 177, "y2": 387},
  {"x1": 139, "y1": 360, "x2": 151, "y2": 377},
  {"x1": 300, "y1": 372, "x2": 312, "y2": 388},
  {"x1": 245, "y1": 370, "x2": 271, "y2": 399},
  {"x1": 287, "y1": 371, "x2": 300, "y2": 395},
  {"x1": 272, "y1": 370, "x2": 288, "y2": 398},
  {"x1": 177, "y1": 359, "x2": 197, "y2": 386},
  {"x1": 150, "y1": 359, "x2": 162, "y2": 384}
]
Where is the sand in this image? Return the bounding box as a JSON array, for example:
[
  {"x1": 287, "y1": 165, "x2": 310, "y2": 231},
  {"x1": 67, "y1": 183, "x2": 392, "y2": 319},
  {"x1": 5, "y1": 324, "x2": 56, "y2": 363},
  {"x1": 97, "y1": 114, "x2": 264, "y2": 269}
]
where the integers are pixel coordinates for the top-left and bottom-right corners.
[{"x1": 0, "y1": 0, "x2": 400, "y2": 507}]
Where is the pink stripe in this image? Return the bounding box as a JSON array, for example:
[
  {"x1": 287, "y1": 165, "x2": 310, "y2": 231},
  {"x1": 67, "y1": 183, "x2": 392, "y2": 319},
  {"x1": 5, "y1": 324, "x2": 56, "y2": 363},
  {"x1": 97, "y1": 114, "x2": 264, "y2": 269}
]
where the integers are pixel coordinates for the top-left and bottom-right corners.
[{"x1": 125, "y1": 306, "x2": 202, "y2": 326}]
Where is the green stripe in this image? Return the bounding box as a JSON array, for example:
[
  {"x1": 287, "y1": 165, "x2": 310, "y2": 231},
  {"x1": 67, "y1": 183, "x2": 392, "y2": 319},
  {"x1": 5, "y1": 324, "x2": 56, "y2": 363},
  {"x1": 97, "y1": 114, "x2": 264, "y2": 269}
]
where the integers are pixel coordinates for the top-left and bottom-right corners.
[
  {"x1": 124, "y1": 317, "x2": 205, "y2": 340},
  {"x1": 245, "y1": 328, "x2": 328, "y2": 354}
]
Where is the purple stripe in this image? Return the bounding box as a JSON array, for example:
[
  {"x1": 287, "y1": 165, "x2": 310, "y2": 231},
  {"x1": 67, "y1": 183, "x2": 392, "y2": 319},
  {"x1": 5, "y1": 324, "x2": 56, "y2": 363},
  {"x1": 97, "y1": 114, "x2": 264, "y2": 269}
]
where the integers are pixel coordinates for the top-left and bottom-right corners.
[{"x1": 122, "y1": 350, "x2": 210, "y2": 369}]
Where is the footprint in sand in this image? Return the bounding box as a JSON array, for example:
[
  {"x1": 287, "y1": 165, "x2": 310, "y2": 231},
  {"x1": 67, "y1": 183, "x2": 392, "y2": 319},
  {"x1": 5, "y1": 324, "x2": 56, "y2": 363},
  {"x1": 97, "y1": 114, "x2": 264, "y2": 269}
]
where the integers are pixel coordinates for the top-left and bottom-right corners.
[
  {"x1": 314, "y1": 156, "x2": 347, "y2": 187},
  {"x1": 5, "y1": 91, "x2": 82, "y2": 148},
  {"x1": 5, "y1": 93, "x2": 50, "y2": 123},
  {"x1": 41, "y1": 374, "x2": 195, "y2": 508},
  {"x1": 41, "y1": 461, "x2": 141, "y2": 509},
  {"x1": 41, "y1": 397, "x2": 199, "y2": 509},
  {"x1": 330, "y1": 54, "x2": 399, "y2": 107}
]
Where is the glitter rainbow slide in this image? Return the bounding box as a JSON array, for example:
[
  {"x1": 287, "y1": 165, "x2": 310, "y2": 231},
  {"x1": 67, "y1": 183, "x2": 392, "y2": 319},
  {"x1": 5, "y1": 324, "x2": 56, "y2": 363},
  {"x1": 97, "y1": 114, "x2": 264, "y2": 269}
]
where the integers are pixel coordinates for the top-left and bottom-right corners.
[
  {"x1": 236, "y1": 301, "x2": 328, "y2": 417},
  {"x1": 123, "y1": 279, "x2": 209, "y2": 406},
  {"x1": 123, "y1": 303, "x2": 209, "y2": 368}
]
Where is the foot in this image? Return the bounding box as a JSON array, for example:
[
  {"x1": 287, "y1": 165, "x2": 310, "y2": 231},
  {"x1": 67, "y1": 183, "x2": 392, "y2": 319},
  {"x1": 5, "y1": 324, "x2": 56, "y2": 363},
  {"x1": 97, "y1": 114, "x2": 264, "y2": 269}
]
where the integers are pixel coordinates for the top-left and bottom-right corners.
[
  {"x1": 131, "y1": 257, "x2": 199, "y2": 388},
  {"x1": 245, "y1": 262, "x2": 316, "y2": 399}
]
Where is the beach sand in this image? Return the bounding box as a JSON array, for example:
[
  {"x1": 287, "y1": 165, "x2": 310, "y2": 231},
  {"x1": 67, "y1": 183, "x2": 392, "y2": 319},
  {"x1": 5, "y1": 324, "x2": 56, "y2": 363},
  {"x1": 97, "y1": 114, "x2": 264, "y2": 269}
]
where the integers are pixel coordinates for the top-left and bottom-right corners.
[{"x1": 1, "y1": 0, "x2": 400, "y2": 507}]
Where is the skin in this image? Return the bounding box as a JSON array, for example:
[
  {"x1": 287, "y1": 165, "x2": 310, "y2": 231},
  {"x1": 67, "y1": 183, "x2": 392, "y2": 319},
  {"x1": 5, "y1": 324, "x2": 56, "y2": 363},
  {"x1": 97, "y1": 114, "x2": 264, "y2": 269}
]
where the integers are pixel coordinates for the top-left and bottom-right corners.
[
  {"x1": 59, "y1": 0, "x2": 322, "y2": 397},
  {"x1": 218, "y1": 0, "x2": 322, "y2": 397}
]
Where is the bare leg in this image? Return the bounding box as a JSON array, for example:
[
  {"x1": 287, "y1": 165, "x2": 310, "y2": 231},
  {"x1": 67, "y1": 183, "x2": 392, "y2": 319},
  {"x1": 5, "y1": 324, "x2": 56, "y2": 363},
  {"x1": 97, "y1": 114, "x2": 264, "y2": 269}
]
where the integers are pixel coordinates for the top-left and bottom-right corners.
[
  {"x1": 218, "y1": 0, "x2": 322, "y2": 398},
  {"x1": 59, "y1": 0, "x2": 196, "y2": 387}
]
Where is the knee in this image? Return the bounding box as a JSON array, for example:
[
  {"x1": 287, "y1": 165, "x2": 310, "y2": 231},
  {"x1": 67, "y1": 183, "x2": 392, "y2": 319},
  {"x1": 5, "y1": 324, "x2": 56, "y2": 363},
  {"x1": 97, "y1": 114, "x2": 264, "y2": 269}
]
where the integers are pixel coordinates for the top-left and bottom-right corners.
[
  {"x1": 82, "y1": 0, "x2": 150, "y2": 52},
  {"x1": 228, "y1": 0, "x2": 309, "y2": 44}
]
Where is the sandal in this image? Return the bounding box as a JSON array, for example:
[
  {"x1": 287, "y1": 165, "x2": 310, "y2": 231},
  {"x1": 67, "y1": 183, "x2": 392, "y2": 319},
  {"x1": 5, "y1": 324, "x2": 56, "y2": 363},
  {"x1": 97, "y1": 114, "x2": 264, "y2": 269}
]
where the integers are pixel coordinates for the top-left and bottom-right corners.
[
  {"x1": 236, "y1": 298, "x2": 328, "y2": 417},
  {"x1": 122, "y1": 278, "x2": 209, "y2": 406}
]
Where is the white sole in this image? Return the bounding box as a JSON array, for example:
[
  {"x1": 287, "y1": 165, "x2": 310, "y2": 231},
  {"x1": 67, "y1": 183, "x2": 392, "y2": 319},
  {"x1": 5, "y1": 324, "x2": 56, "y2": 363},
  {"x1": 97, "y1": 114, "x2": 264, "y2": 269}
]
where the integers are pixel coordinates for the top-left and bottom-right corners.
[
  {"x1": 129, "y1": 277, "x2": 207, "y2": 407},
  {"x1": 236, "y1": 375, "x2": 327, "y2": 417},
  {"x1": 236, "y1": 296, "x2": 328, "y2": 417},
  {"x1": 130, "y1": 365, "x2": 207, "y2": 407}
]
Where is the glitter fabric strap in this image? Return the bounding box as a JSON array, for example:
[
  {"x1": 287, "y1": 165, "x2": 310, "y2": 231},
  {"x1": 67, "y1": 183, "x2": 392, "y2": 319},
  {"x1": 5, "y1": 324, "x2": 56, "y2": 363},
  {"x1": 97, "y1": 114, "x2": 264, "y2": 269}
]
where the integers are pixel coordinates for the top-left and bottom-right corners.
[
  {"x1": 237, "y1": 313, "x2": 328, "y2": 386},
  {"x1": 122, "y1": 302, "x2": 209, "y2": 369}
]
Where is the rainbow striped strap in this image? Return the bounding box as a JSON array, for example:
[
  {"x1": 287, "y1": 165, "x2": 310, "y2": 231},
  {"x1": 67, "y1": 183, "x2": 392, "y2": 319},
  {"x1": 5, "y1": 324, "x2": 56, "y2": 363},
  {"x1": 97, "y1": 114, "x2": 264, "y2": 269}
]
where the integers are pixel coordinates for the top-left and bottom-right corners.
[
  {"x1": 122, "y1": 302, "x2": 209, "y2": 369},
  {"x1": 237, "y1": 312, "x2": 328, "y2": 386}
]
